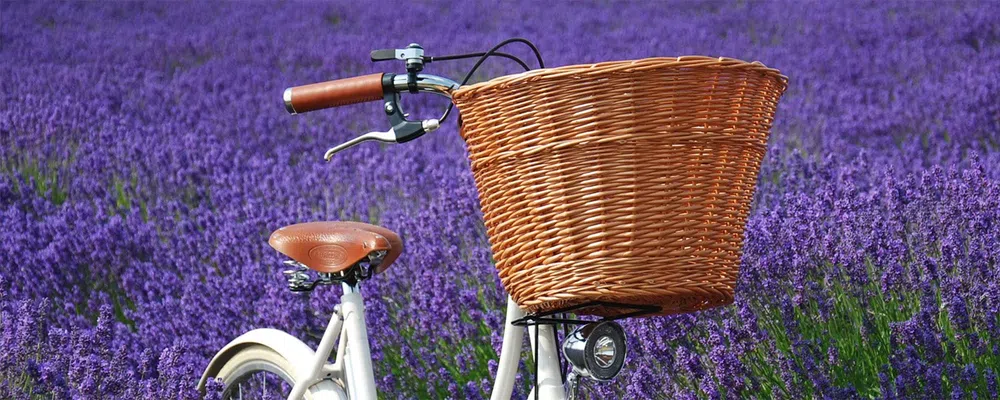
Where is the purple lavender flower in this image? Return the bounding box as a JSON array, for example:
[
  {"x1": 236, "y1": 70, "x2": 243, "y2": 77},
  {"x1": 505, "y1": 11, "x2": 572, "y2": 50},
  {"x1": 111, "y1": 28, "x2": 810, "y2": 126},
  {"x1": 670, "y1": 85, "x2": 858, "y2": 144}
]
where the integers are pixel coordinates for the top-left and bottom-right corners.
[{"x1": 3, "y1": 1, "x2": 1000, "y2": 398}]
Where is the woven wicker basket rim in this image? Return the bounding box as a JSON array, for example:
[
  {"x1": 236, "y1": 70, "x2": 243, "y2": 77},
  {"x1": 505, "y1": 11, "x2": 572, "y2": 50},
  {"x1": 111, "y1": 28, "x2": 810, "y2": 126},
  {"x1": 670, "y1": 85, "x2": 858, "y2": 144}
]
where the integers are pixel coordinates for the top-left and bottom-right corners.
[{"x1": 453, "y1": 55, "x2": 788, "y2": 98}]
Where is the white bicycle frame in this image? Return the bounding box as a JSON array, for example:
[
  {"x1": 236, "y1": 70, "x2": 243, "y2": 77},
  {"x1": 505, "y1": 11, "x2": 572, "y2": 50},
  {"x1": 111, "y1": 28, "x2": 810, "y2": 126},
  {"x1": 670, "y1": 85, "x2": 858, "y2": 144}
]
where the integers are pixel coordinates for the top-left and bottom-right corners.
[
  {"x1": 201, "y1": 71, "x2": 575, "y2": 399},
  {"x1": 200, "y1": 281, "x2": 567, "y2": 400}
]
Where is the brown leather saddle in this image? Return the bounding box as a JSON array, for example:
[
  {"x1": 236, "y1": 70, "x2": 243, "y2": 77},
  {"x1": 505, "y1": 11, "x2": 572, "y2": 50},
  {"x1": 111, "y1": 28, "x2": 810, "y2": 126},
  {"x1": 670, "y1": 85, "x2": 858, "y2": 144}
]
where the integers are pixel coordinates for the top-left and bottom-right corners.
[{"x1": 268, "y1": 221, "x2": 402, "y2": 274}]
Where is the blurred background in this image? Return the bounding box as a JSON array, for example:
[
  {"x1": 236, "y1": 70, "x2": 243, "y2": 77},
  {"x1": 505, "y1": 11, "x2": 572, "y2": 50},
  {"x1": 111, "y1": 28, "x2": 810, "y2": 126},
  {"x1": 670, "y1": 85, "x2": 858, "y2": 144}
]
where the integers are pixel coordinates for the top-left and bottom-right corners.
[{"x1": 1, "y1": 1, "x2": 999, "y2": 398}]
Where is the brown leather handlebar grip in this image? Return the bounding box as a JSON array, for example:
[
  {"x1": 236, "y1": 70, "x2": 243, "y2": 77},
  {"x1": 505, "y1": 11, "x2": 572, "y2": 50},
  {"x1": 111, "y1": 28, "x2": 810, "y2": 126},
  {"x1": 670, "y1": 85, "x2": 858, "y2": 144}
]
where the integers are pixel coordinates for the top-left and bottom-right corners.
[{"x1": 283, "y1": 73, "x2": 384, "y2": 114}]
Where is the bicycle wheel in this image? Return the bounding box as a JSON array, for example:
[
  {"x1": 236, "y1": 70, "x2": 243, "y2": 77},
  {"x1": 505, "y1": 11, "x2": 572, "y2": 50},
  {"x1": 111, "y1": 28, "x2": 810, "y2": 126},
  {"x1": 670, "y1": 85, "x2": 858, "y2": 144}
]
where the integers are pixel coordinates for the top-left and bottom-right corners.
[{"x1": 213, "y1": 345, "x2": 344, "y2": 400}]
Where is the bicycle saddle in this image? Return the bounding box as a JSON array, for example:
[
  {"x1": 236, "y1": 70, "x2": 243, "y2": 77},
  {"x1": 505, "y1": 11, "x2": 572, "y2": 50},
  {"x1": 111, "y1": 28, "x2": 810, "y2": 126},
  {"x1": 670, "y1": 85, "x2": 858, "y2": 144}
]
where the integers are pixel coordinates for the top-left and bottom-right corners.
[{"x1": 268, "y1": 221, "x2": 402, "y2": 274}]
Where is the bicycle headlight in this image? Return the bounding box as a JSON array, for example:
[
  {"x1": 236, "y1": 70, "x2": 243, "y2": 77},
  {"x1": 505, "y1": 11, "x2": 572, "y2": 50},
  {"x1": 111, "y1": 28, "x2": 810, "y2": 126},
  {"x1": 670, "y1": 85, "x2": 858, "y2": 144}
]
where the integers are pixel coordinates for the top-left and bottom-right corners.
[{"x1": 562, "y1": 321, "x2": 627, "y2": 381}]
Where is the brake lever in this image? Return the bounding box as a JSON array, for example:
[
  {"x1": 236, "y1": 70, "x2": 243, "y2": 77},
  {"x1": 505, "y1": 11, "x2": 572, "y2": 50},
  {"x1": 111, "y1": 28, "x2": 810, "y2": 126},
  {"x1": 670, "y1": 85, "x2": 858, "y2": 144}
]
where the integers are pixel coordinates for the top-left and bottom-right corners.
[
  {"x1": 322, "y1": 119, "x2": 440, "y2": 161},
  {"x1": 323, "y1": 75, "x2": 442, "y2": 161},
  {"x1": 323, "y1": 129, "x2": 398, "y2": 161}
]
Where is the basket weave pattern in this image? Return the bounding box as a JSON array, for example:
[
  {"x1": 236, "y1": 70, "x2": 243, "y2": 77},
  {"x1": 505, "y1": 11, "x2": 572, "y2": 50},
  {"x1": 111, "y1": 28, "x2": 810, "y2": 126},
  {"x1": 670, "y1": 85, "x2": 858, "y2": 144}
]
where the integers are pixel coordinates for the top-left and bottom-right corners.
[{"x1": 452, "y1": 57, "x2": 788, "y2": 316}]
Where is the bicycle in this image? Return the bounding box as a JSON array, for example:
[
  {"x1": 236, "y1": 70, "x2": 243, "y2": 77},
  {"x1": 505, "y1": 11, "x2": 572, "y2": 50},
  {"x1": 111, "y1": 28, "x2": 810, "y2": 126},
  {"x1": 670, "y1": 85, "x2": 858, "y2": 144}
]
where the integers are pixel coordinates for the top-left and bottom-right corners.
[{"x1": 198, "y1": 39, "x2": 787, "y2": 400}]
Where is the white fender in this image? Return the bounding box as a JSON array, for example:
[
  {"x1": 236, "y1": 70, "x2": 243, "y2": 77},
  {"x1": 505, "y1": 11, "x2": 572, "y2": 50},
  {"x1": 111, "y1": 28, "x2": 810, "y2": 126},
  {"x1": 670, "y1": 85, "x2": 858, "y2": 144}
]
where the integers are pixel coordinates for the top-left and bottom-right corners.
[{"x1": 199, "y1": 328, "x2": 345, "y2": 399}]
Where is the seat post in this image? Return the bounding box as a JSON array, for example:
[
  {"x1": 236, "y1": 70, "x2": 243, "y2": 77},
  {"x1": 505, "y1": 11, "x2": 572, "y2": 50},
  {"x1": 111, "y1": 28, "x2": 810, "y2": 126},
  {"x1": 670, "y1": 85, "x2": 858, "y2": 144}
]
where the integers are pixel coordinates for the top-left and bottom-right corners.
[
  {"x1": 339, "y1": 280, "x2": 377, "y2": 398},
  {"x1": 342, "y1": 281, "x2": 361, "y2": 294}
]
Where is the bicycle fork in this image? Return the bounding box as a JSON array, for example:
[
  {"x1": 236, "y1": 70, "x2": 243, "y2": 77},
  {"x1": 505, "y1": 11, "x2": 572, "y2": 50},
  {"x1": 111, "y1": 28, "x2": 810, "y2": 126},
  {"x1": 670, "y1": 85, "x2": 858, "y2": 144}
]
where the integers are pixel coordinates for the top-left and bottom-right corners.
[{"x1": 493, "y1": 299, "x2": 567, "y2": 400}]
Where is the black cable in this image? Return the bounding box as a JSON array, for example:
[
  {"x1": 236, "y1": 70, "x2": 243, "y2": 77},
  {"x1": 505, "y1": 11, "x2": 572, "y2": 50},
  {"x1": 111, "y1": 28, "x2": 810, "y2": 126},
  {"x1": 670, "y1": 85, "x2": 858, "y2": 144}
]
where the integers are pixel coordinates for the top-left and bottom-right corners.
[
  {"x1": 438, "y1": 38, "x2": 545, "y2": 124},
  {"x1": 459, "y1": 37, "x2": 546, "y2": 85},
  {"x1": 429, "y1": 51, "x2": 530, "y2": 71}
]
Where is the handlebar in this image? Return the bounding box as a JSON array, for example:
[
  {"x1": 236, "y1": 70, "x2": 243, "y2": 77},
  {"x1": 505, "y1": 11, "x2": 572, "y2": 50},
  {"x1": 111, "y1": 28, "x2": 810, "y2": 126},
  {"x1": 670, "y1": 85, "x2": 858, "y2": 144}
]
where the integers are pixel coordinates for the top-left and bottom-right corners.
[
  {"x1": 283, "y1": 73, "x2": 459, "y2": 115},
  {"x1": 282, "y1": 73, "x2": 460, "y2": 160},
  {"x1": 283, "y1": 73, "x2": 385, "y2": 114},
  {"x1": 283, "y1": 40, "x2": 541, "y2": 161}
]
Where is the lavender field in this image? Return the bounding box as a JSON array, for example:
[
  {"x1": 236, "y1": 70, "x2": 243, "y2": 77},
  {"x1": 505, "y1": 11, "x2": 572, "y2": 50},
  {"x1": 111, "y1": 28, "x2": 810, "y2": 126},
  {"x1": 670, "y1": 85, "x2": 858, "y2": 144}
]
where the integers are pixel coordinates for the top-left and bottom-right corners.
[{"x1": 2, "y1": 1, "x2": 1000, "y2": 399}]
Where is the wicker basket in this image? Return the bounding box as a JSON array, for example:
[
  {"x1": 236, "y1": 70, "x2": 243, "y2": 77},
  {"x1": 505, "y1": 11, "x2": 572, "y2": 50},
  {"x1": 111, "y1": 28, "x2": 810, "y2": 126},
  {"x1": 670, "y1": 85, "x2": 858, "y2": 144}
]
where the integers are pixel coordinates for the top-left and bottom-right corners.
[{"x1": 452, "y1": 56, "x2": 788, "y2": 317}]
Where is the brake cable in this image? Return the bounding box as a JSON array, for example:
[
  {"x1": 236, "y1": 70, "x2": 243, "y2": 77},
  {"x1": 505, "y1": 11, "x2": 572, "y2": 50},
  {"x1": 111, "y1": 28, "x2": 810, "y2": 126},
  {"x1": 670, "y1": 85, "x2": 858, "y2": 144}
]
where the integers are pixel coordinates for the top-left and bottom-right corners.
[
  {"x1": 372, "y1": 38, "x2": 545, "y2": 124},
  {"x1": 439, "y1": 37, "x2": 545, "y2": 124}
]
